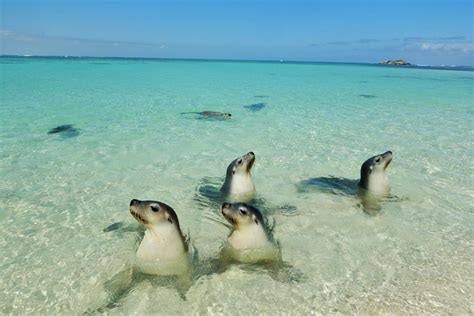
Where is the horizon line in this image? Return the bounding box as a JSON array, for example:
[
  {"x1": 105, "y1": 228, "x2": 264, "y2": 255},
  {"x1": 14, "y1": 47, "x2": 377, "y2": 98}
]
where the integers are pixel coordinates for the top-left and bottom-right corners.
[{"x1": 1, "y1": 54, "x2": 473, "y2": 71}]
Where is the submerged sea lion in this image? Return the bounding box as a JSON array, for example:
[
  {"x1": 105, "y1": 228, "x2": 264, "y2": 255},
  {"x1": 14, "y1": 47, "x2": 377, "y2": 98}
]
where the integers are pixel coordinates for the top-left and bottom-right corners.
[
  {"x1": 220, "y1": 152, "x2": 256, "y2": 202},
  {"x1": 47, "y1": 124, "x2": 77, "y2": 134},
  {"x1": 243, "y1": 103, "x2": 266, "y2": 111},
  {"x1": 220, "y1": 202, "x2": 279, "y2": 263},
  {"x1": 129, "y1": 199, "x2": 192, "y2": 276},
  {"x1": 181, "y1": 111, "x2": 231, "y2": 118}
]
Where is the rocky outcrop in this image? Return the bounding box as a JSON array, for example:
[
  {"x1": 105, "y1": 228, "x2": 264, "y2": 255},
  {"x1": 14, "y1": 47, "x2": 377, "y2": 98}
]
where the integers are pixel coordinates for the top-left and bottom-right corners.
[{"x1": 381, "y1": 59, "x2": 411, "y2": 65}]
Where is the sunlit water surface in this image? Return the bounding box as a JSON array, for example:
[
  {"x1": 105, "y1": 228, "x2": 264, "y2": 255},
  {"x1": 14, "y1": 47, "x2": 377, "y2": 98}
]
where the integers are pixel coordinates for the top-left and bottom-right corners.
[{"x1": 0, "y1": 57, "x2": 473, "y2": 314}]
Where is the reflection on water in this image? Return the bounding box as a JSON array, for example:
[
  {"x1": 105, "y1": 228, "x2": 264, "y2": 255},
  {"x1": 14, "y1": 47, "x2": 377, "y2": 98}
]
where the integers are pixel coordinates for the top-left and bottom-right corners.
[
  {"x1": 297, "y1": 176, "x2": 359, "y2": 195},
  {"x1": 195, "y1": 177, "x2": 297, "y2": 217},
  {"x1": 297, "y1": 176, "x2": 407, "y2": 215}
]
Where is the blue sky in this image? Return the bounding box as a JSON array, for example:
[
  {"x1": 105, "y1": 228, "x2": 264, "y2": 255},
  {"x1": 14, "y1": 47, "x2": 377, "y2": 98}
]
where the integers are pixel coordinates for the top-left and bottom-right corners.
[{"x1": 1, "y1": 0, "x2": 473, "y2": 65}]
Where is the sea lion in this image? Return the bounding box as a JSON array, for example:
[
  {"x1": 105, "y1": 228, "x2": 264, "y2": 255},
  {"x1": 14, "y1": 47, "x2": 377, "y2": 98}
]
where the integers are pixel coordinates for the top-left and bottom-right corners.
[
  {"x1": 181, "y1": 111, "x2": 231, "y2": 118},
  {"x1": 220, "y1": 202, "x2": 279, "y2": 263},
  {"x1": 129, "y1": 199, "x2": 192, "y2": 276},
  {"x1": 297, "y1": 151, "x2": 396, "y2": 214},
  {"x1": 47, "y1": 124, "x2": 77, "y2": 134},
  {"x1": 220, "y1": 152, "x2": 256, "y2": 202},
  {"x1": 87, "y1": 200, "x2": 194, "y2": 311},
  {"x1": 358, "y1": 151, "x2": 393, "y2": 196}
]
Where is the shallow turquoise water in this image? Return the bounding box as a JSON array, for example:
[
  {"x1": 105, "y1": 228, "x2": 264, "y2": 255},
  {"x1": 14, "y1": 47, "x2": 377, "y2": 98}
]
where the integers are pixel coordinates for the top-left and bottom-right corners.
[{"x1": 0, "y1": 57, "x2": 473, "y2": 314}]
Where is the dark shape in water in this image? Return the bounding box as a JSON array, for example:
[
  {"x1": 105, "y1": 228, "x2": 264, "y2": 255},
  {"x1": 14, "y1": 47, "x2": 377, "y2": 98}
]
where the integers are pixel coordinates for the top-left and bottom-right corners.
[
  {"x1": 254, "y1": 95, "x2": 269, "y2": 98},
  {"x1": 243, "y1": 103, "x2": 266, "y2": 112},
  {"x1": 103, "y1": 222, "x2": 125, "y2": 232},
  {"x1": 297, "y1": 176, "x2": 359, "y2": 196},
  {"x1": 48, "y1": 124, "x2": 75, "y2": 134},
  {"x1": 48, "y1": 124, "x2": 80, "y2": 138},
  {"x1": 359, "y1": 94, "x2": 377, "y2": 98},
  {"x1": 297, "y1": 176, "x2": 406, "y2": 215},
  {"x1": 195, "y1": 177, "x2": 297, "y2": 218},
  {"x1": 87, "y1": 267, "x2": 193, "y2": 313},
  {"x1": 181, "y1": 111, "x2": 231, "y2": 120},
  {"x1": 102, "y1": 222, "x2": 143, "y2": 234}
]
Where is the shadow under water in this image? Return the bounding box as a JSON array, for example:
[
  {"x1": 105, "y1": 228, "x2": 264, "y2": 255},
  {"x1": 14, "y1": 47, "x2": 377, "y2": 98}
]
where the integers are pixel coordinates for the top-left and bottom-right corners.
[
  {"x1": 194, "y1": 116, "x2": 232, "y2": 122},
  {"x1": 90, "y1": 227, "x2": 198, "y2": 313},
  {"x1": 88, "y1": 242, "x2": 303, "y2": 314},
  {"x1": 86, "y1": 265, "x2": 195, "y2": 314},
  {"x1": 103, "y1": 222, "x2": 144, "y2": 235},
  {"x1": 195, "y1": 245, "x2": 305, "y2": 285},
  {"x1": 47, "y1": 124, "x2": 80, "y2": 138},
  {"x1": 297, "y1": 176, "x2": 406, "y2": 215},
  {"x1": 97, "y1": 215, "x2": 301, "y2": 314},
  {"x1": 297, "y1": 176, "x2": 359, "y2": 196},
  {"x1": 181, "y1": 112, "x2": 232, "y2": 121},
  {"x1": 195, "y1": 177, "x2": 297, "y2": 217},
  {"x1": 243, "y1": 102, "x2": 266, "y2": 112}
]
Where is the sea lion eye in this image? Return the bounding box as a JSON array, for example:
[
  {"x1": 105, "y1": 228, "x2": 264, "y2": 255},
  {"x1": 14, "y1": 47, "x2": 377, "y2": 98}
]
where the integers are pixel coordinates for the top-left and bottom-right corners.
[
  {"x1": 375, "y1": 157, "x2": 381, "y2": 163},
  {"x1": 150, "y1": 205, "x2": 159, "y2": 212},
  {"x1": 239, "y1": 208, "x2": 247, "y2": 215},
  {"x1": 238, "y1": 159, "x2": 242, "y2": 164}
]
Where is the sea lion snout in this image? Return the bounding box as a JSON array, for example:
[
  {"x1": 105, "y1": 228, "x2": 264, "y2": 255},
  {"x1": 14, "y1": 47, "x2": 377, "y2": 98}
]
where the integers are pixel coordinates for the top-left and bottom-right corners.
[
  {"x1": 130, "y1": 199, "x2": 140, "y2": 206},
  {"x1": 382, "y1": 151, "x2": 393, "y2": 168},
  {"x1": 222, "y1": 202, "x2": 231, "y2": 209}
]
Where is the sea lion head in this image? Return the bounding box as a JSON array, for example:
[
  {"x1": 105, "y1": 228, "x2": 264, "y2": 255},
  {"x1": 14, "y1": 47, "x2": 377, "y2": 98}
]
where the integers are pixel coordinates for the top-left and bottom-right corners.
[
  {"x1": 221, "y1": 202, "x2": 264, "y2": 230},
  {"x1": 226, "y1": 151, "x2": 255, "y2": 178},
  {"x1": 129, "y1": 199, "x2": 182, "y2": 232}
]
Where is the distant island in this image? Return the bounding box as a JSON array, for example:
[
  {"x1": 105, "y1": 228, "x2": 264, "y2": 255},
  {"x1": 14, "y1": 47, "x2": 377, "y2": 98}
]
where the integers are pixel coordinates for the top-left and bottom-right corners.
[{"x1": 380, "y1": 59, "x2": 411, "y2": 65}]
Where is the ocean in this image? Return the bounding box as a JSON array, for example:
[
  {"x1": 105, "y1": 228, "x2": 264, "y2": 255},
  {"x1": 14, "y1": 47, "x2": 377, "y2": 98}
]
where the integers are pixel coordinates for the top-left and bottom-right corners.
[{"x1": 0, "y1": 56, "x2": 472, "y2": 314}]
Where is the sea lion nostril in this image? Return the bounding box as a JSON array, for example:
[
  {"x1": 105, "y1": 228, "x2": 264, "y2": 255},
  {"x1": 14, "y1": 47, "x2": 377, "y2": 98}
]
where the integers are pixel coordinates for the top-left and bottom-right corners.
[
  {"x1": 130, "y1": 199, "x2": 139, "y2": 206},
  {"x1": 222, "y1": 202, "x2": 230, "y2": 208},
  {"x1": 249, "y1": 151, "x2": 255, "y2": 156}
]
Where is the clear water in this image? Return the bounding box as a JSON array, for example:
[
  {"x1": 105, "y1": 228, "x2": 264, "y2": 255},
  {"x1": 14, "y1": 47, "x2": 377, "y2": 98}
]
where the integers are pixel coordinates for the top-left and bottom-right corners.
[{"x1": 0, "y1": 57, "x2": 473, "y2": 314}]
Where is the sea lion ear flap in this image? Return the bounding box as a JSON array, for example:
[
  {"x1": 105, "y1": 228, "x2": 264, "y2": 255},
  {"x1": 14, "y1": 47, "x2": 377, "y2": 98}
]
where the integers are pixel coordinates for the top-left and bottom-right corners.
[
  {"x1": 252, "y1": 214, "x2": 258, "y2": 225},
  {"x1": 166, "y1": 213, "x2": 173, "y2": 224}
]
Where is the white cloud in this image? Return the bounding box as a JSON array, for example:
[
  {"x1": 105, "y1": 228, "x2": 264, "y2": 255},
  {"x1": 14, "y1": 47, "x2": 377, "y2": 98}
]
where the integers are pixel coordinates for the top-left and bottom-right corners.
[
  {"x1": 412, "y1": 42, "x2": 474, "y2": 53},
  {"x1": 0, "y1": 30, "x2": 37, "y2": 42},
  {"x1": 0, "y1": 29, "x2": 161, "y2": 47}
]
